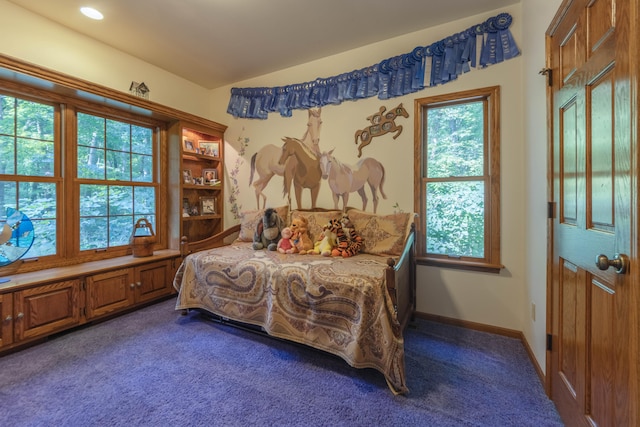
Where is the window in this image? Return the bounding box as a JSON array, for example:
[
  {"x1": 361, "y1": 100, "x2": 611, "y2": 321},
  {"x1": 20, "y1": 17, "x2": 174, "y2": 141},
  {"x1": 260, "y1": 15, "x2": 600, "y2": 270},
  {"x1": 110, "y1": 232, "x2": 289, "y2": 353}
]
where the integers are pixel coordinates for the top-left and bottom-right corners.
[
  {"x1": 0, "y1": 95, "x2": 59, "y2": 259},
  {"x1": 0, "y1": 89, "x2": 162, "y2": 270},
  {"x1": 76, "y1": 112, "x2": 156, "y2": 251},
  {"x1": 414, "y1": 86, "x2": 502, "y2": 272}
]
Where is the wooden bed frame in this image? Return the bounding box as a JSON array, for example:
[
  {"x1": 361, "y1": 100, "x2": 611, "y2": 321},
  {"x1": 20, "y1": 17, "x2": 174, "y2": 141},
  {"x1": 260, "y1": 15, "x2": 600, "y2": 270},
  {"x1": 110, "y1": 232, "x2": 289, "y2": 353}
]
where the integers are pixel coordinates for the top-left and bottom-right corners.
[{"x1": 174, "y1": 209, "x2": 417, "y2": 394}]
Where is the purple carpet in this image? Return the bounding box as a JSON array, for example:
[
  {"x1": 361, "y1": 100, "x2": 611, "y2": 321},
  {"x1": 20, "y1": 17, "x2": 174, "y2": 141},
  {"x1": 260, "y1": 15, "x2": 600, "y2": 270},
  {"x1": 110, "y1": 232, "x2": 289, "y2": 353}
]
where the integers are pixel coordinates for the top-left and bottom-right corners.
[{"x1": 0, "y1": 298, "x2": 563, "y2": 426}]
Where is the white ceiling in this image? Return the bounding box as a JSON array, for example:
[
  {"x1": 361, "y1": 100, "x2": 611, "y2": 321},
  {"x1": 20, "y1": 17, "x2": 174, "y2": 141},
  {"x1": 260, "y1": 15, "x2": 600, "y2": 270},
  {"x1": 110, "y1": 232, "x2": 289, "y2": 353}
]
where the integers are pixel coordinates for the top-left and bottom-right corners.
[{"x1": 8, "y1": 0, "x2": 520, "y2": 90}]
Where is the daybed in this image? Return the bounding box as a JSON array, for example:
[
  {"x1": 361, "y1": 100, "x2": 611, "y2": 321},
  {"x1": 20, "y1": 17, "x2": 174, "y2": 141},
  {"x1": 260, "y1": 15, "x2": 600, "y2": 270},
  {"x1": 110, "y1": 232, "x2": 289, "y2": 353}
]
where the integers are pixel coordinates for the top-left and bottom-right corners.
[{"x1": 173, "y1": 207, "x2": 416, "y2": 395}]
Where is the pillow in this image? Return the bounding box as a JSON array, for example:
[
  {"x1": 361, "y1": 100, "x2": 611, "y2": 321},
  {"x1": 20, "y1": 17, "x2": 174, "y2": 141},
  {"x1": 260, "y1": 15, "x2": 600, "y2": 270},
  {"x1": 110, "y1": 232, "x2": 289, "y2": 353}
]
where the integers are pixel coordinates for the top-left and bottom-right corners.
[
  {"x1": 290, "y1": 210, "x2": 342, "y2": 241},
  {"x1": 237, "y1": 206, "x2": 289, "y2": 242},
  {"x1": 346, "y1": 209, "x2": 414, "y2": 256}
]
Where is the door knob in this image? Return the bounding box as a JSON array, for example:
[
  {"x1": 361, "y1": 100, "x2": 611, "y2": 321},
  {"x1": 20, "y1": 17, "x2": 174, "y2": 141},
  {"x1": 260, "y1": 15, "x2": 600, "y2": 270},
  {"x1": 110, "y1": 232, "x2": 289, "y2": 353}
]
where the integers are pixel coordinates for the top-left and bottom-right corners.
[{"x1": 595, "y1": 253, "x2": 629, "y2": 274}]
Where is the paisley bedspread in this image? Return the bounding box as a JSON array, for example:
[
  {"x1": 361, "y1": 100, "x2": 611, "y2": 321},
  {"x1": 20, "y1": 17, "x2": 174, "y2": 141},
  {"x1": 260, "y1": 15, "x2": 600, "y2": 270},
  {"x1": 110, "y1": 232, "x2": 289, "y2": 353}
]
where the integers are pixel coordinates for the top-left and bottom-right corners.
[{"x1": 173, "y1": 241, "x2": 407, "y2": 395}]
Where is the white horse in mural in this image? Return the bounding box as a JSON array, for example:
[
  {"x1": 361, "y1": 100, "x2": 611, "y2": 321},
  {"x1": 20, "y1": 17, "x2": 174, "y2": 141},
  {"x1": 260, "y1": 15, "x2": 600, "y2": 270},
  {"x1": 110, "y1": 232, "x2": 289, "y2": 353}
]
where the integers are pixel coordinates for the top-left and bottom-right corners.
[
  {"x1": 319, "y1": 149, "x2": 387, "y2": 213},
  {"x1": 249, "y1": 108, "x2": 322, "y2": 209}
]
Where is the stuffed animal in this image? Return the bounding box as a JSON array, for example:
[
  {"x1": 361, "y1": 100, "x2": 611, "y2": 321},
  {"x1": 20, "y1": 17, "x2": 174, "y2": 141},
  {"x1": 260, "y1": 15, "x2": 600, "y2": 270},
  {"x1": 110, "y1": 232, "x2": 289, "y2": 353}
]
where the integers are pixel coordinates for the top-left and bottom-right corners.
[
  {"x1": 253, "y1": 207, "x2": 285, "y2": 251},
  {"x1": 312, "y1": 218, "x2": 340, "y2": 256},
  {"x1": 277, "y1": 226, "x2": 296, "y2": 254},
  {"x1": 289, "y1": 215, "x2": 314, "y2": 255},
  {"x1": 335, "y1": 213, "x2": 363, "y2": 257}
]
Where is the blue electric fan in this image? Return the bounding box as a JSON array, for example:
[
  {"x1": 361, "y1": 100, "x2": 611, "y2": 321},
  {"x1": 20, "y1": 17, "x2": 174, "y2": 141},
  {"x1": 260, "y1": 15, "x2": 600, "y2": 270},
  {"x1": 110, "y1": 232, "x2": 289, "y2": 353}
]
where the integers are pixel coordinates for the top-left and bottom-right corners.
[{"x1": 0, "y1": 208, "x2": 35, "y2": 284}]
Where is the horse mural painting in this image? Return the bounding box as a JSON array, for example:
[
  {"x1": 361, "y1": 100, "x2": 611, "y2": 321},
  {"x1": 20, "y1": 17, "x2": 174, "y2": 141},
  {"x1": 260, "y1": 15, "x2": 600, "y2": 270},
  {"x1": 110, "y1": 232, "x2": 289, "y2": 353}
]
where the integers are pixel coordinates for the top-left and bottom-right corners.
[
  {"x1": 354, "y1": 103, "x2": 409, "y2": 158},
  {"x1": 249, "y1": 108, "x2": 322, "y2": 209},
  {"x1": 278, "y1": 138, "x2": 322, "y2": 210},
  {"x1": 319, "y1": 150, "x2": 387, "y2": 213}
]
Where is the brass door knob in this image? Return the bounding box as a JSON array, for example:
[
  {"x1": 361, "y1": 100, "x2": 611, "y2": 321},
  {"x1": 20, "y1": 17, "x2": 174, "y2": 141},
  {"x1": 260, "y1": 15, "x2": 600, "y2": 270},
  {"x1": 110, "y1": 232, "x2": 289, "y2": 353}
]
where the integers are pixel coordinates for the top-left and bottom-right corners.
[{"x1": 595, "y1": 253, "x2": 628, "y2": 274}]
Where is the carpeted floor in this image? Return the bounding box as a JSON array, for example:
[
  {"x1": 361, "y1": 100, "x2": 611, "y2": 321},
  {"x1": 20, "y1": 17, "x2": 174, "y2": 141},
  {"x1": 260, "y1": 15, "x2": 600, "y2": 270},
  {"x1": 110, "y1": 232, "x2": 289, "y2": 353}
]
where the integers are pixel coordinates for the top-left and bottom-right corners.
[{"x1": 0, "y1": 298, "x2": 564, "y2": 426}]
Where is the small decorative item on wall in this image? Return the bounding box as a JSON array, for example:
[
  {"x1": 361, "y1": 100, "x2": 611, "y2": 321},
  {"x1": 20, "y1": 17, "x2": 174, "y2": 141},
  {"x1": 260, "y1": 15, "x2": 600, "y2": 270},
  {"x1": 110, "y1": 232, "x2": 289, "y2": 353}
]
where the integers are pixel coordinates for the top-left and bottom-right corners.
[
  {"x1": 200, "y1": 197, "x2": 217, "y2": 215},
  {"x1": 198, "y1": 141, "x2": 220, "y2": 158},
  {"x1": 354, "y1": 103, "x2": 409, "y2": 157},
  {"x1": 129, "y1": 81, "x2": 150, "y2": 99},
  {"x1": 183, "y1": 138, "x2": 196, "y2": 153}
]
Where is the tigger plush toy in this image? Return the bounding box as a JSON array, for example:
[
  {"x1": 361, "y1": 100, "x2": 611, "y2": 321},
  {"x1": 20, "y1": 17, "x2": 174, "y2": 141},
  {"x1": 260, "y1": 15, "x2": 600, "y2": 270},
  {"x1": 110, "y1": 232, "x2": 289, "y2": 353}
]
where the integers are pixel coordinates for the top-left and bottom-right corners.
[{"x1": 334, "y1": 213, "x2": 363, "y2": 257}]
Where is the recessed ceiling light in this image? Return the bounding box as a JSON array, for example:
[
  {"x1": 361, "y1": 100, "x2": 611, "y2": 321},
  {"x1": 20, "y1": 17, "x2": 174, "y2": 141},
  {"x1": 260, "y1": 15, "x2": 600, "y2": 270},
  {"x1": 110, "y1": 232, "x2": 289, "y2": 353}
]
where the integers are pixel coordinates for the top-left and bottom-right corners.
[{"x1": 80, "y1": 7, "x2": 104, "y2": 20}]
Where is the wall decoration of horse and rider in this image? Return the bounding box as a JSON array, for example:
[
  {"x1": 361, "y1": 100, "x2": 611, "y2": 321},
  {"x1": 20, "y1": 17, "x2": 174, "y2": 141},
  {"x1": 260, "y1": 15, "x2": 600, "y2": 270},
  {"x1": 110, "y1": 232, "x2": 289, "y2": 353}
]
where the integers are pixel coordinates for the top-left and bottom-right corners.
[{"x1": 248, "y1": 104, "x2": 408, "y2": 212}]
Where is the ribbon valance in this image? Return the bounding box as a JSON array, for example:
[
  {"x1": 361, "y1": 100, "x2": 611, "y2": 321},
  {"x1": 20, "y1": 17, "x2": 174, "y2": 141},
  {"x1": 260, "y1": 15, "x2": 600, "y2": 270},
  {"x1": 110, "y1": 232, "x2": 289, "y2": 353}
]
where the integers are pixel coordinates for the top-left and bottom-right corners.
[{"x1": 227, "y1": 12, "x2": 519, "y2": 119}]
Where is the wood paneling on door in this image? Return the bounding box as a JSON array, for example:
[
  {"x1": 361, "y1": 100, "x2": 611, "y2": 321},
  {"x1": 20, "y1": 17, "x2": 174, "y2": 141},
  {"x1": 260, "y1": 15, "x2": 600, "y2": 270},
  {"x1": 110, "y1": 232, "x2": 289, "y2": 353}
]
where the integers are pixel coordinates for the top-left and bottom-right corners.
[{"x1": 548, "y1": 0, "x2": 639, "y2": 426}]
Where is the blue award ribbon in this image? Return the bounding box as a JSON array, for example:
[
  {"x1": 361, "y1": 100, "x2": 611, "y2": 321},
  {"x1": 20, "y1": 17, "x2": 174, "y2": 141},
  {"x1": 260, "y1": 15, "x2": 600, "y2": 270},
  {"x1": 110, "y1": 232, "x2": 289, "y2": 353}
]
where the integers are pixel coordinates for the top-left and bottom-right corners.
[
  {"x1": 411, "y1": 47, "x2": 426, "y2": 90},
  {"x1": 377, "y1": 59, "x2": 391, "y2": 99},
  {"x1": 430, "y1": 42, "x2": 444, "y2": 86},
  {"x1": 227, "y1": 12, "x2": 519, "y2": 118},
  {"x1": 495, "y1": 13, "x2": 520, "y2": 60},
  {"x1": 366, "y1": 65, "x2": 379, "y2": 97}
]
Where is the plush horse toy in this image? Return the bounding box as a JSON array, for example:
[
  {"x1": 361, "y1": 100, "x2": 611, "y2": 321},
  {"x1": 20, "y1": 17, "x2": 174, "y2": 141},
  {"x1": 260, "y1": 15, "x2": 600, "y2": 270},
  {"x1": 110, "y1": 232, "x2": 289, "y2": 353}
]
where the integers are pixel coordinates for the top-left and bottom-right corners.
[{"x1": 253, "y1": 207, "x2": 285, "y2": 251}]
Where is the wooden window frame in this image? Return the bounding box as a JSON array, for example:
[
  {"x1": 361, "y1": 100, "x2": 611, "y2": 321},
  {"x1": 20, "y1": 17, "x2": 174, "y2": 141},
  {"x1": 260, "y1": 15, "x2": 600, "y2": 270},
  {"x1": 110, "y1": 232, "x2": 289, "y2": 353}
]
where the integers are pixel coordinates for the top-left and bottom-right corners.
[
  {"x1": 0, "y1": 89, "x2": 165, "y2": 271},
  {"x1": 413, "y1": 86, "x2": 503, "y2": 273},
  {"x1": 71, "y1": 107, "x2": 161, "y2": 257}
]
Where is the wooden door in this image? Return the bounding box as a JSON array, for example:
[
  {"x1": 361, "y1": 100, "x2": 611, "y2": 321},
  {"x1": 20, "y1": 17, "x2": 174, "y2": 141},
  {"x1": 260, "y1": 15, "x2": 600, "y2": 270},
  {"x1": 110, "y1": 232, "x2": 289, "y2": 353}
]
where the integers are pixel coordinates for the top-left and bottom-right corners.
[
  {"x1": 134, "y1": 260, "x2": 171, "y2": 303},
  {"x1": 548, "y1": 1, "x2": 639, "y2": 426},
  {"x1": 86, "y1": 269, "x2": 134, "y2": 319},
  {"x1": 13, "y1": 280, "x2": 81, "y2": 342},
  {"x1": 0, "y1": 292, "x2": 13, "y2": 347}
]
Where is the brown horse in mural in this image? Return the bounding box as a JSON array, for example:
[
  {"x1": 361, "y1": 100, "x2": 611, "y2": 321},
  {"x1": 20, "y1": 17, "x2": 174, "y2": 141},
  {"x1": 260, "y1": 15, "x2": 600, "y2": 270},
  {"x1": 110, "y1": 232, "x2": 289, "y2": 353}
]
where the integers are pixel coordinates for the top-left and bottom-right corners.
[
  {"x1": 249, "y1": 108, "x2": 322, "y2": 209},
  {"x1": 278, "y1": 137, "x2": 322, "y2": 210},
  {"x1": 319, "y1": 150, "x2": 386, "y2": 213}
]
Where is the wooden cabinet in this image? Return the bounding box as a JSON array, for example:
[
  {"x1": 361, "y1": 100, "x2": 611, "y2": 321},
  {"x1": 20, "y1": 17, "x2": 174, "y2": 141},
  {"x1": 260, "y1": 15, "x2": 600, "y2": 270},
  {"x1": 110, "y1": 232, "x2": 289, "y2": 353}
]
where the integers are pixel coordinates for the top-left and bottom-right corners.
[
  {"x1": 135, "y1": 260, "x2": 172, "y2": 303},
  {"x1": 85, "y1": 260, "x2": 172, "y2": 319},
  {"x1": 0, "y1": 292, "x2": 13, "y2": 347},
  {"x1": 169, "y1": 120, "x2": 227, "y2": 248},
  {"x1": 86, "y1": 269, "x2": 133, "y2": 319},
  {"x1": 13, "y1": 280, "x2": 81, "y2": 342},
  {"x1": 0, "y1": 251, "x2": 179, "y2": 353}
]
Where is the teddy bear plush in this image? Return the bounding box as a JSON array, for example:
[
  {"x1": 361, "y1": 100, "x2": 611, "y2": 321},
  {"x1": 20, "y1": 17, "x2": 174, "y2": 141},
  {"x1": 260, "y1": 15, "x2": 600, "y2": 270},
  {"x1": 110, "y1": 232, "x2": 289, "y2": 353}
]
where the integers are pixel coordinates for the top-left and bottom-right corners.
[
  {"x1": 311, "y1": 218, "x2": 340, "y2": 256},
  {"x1": 289, "y1": 215, "x2": 314, "y2": 255},
  {"x1": 253, "y1": 207, "x2": 285, "y2": 251},
  {"x1": 277, "y1": 226, "x2": 296, "y2": 254}
]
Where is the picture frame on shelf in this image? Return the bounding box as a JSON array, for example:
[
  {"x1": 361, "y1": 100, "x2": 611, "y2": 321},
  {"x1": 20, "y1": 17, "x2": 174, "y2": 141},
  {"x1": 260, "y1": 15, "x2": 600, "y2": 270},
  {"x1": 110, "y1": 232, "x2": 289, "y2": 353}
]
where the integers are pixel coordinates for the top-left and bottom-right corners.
[
  {"x1": 202, "y1": 168, "x2": 219, "y2": 185},
  {"x1": 183, "y1": 138, "x2": 196, "y2": 153},
  {"x1": 199, "y1": 196, "x2": 216, "y2": 215},
  {"x1": 198, "y1": 140, "x2": 220, "y2": 158},
  {"x1": 182, "y1": 198, "x2": 190, "y2": 216},
  {"x1": 182, "y1": 169, "x2": 193, "y2": 184}
]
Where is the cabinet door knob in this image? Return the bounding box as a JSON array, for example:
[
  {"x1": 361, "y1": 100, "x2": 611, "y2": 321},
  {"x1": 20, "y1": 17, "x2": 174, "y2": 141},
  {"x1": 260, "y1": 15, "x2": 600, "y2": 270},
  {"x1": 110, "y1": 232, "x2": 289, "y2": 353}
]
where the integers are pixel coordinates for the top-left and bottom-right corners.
[
  {"x1": 136, "y1": 282, "x2": 142, "y2": 287},
  {"x1": 16, "y1": 312, "x2": 24, "y2": 319},
  {"x1": 3, "y1": 315, "x2": 11, "y2": 322},
  {"x1": 130, "y1": 283, "x2": 135, "y2": 289}
]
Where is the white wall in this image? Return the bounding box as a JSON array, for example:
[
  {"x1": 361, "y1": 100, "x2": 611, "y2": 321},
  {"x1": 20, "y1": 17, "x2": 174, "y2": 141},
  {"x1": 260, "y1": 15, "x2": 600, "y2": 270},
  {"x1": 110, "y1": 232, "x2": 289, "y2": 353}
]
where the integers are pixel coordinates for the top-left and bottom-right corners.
[
  {"x1": 0, "y1": 0, "x2": 211, "y2": 118},
  {"x1": 209, "y1": 3, "x2": 531, "y2": 340},
  {"x1": 521, "y1": 0, "x2": 563, "y2": 369}
]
